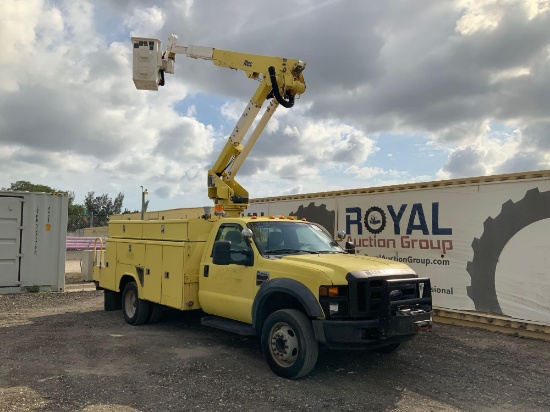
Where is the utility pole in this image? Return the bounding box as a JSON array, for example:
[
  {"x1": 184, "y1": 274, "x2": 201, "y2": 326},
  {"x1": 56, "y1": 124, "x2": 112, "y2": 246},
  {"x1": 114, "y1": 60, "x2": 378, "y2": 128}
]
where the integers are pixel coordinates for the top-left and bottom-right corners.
[{"x1": 141, "y1": 186, "x2": 148, "y2": 220}]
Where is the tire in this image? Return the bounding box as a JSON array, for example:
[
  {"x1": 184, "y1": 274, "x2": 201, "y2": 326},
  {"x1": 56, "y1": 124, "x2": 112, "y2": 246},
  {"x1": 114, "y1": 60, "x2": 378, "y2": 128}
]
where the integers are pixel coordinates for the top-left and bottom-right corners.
[
  {"x1": 104, "y1": 289, "x2": 121, "y2": 311},
  {"x1": 373, "y1": 343, "x2": 401, "y2": 354},
  {"x1": 148, "y1": 303, "x2": 163, "y2": 323},
  {"x1": 122, "y1": 282, "x2": 151, "y2": 326},
  {"x1": 261, "y1": 309, "x2": 318, "y2": 379},
  {"x1": 466, "y1": 188, "x2": 550, "y2": 314}
]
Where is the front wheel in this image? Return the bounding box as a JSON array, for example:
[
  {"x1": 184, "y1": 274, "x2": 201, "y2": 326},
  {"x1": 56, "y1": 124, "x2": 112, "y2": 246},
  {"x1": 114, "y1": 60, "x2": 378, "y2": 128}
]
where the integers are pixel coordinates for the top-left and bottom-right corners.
[
  {"x1": 122, "y1": 282, "x2": 151, "y2": 326},
  {"x1": 261, "y1": 309, "x2": 318, "y2": 379}
]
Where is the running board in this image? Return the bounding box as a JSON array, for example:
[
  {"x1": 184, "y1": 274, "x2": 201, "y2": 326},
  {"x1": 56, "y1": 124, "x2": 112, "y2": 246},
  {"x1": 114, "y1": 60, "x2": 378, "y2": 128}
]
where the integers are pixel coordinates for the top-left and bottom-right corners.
[{"x1": 201, "y1": 316, "x2": 255, "y2": 336}]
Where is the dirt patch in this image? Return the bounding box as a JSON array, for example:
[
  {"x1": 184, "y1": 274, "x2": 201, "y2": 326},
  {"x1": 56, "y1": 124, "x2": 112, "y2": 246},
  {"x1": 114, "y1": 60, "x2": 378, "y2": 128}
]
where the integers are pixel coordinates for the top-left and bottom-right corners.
[
  {"x1": 65, "y1": 272, "x2": 87, "y2": 284},
  {"x1": 0, "y1": 291, "x2": 549, "y2": 411}
]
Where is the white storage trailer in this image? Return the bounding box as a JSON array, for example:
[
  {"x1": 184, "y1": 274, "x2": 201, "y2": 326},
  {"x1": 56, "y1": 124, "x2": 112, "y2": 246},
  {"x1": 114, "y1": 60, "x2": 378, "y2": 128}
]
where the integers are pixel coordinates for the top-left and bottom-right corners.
[{"x1": 0, "y1": 191, "x2": 68, "y2": 293}]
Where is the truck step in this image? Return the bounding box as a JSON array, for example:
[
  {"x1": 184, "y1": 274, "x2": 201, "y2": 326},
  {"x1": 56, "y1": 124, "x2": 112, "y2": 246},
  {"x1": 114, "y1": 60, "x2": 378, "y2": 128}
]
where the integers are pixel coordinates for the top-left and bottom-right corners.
[{"x1": 201, "y1": 316, "x2": 255, "y2": 336}]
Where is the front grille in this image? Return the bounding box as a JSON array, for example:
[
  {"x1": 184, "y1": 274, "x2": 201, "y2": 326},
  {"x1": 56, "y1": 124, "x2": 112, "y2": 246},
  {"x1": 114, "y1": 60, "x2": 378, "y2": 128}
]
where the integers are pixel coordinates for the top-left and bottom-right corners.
[{"x1": 347, "y1": 274, "x2": 432, "y2": 319}]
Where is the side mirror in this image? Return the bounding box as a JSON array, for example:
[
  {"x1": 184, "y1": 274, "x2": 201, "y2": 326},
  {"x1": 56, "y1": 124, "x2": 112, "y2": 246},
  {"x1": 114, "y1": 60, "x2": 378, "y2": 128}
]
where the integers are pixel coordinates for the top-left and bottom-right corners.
[
  {"x1": 345, "y1": 241, "x2": 356, "y2": 254},
  {"x1": 213, "y1": 240, "x2": 255, "y2": 266},
  {"x1": 212, "y1": 240, "x2": 231, "y2": 265},
  {"x1": 240, "y1": 249, "x2": 254, "y2": 267},
  {"x1": 336, "y1": 229, "x2": 346, "y2": 241}
]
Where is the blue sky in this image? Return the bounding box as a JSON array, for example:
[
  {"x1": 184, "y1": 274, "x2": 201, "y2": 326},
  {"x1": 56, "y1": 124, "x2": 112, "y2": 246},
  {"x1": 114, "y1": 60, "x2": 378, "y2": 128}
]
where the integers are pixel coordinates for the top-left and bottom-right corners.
[{"x1": 1, "y1": 0, "x2": 549, "y2": 212}]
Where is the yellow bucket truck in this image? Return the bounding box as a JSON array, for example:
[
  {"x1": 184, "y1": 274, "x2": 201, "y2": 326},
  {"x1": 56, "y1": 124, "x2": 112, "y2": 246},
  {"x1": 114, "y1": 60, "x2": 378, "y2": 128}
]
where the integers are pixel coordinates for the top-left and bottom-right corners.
[{"x1": 93, "y1": 35, "x2": 432, "y2": 379}]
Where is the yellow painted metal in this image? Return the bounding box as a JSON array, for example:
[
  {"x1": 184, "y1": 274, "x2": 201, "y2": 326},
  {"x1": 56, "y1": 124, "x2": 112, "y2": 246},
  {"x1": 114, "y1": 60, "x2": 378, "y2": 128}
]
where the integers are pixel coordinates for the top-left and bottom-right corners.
[
  {"x1": 161, "y1": 245, "x2": 185, "y2": 309},
  {"x1": 199, "y1": 258, "x2": 258, "y2": 323},
  {"x1": 98, "y1": 216, "x2": 426, "y2": 326},
  {"x1": 93, "y1": 242, "x2": 116, "y2": 291},
  {"x1": 142, "y1": 220, "x2": 188, "y2": 241},
  {"x1": 187, "y1": 219, "x2": 216, "y2": 240},
  {"x1": 204, "y1": 49, "x2": 306, "y2": 217},
  {"x1": 184, "y1": 241, "x2": 207, "y2": 284},
  {"x1": 116, "y1": 242, "x2": 145, "y2": 267},
  {"x1": 209, "y1": 81, "x2": 271, "y2": 175},
  {"x1": 212, "y1": 49, "x2": 306, "y2": 85},
  {"x1": 142, "y1": 222, "x2": 164, "y2": 240},
  {"x1": 97, "y1": 218, "x2": 215, "y2": 309},
  {"x1": 115, "y1": 264, "x2": 139, "y2": 292},
  {"x1": 197, "y1": 217, "x2": 333, "y2": 323},
  {"x1": 184, "y1": 282, "x2": 200, "y2": 310},
  {"x1": 433, "y1": 308, "x2": 550, "y2": 341},
  {"x1": 207, "y1": 80, "x2": 271, "y2": 217},
  {"x1": 142, "y1": 244, "x2": 162, "y2": 303},
  {"x1": 109, "y1": 206, "x2": 204, "y2": 221},
  {"x1": 110, "y1": 218, "x2": 213, "y2": 241},
  {"x1": 109, "y1": 221, "x2": 143, "y2": 238}
]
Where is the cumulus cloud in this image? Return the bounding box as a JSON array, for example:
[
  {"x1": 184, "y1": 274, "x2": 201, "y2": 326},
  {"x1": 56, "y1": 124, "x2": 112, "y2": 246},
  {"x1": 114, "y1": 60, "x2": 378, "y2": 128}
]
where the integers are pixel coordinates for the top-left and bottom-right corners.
[
  {"x1": 436, "y1": 132, "x2": 549, "y2": 179},
  {"x1": 123, "y1": 6, "x2": 165, "y2": 37},
  {"x1": 1, "y1": 0, "x2": 549, "y2": 210}
]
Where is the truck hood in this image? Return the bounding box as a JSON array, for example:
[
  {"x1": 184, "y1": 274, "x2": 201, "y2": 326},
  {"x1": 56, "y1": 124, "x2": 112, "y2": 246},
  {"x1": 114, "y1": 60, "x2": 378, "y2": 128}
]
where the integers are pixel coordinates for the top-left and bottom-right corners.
[{"x1": 280, "y1": 253, "x2": 415, "y2": 284}]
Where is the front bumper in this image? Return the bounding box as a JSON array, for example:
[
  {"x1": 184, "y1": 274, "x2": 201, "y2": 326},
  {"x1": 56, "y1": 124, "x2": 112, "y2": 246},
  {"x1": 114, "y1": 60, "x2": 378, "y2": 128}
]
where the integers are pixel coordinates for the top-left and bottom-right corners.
[{"x1": 312, "y1": 309, "x2": 432, "y2": 350}]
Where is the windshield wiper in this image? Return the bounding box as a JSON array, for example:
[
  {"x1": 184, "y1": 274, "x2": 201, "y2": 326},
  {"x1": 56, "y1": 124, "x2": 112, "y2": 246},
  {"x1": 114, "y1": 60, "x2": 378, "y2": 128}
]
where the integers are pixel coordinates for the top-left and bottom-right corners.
[
  {"x1": 316, "y1": 250, "x2": 345, "y2": 254},
  {"x1": 265, "y1": 248, "x2": 317, "y2": 255}
]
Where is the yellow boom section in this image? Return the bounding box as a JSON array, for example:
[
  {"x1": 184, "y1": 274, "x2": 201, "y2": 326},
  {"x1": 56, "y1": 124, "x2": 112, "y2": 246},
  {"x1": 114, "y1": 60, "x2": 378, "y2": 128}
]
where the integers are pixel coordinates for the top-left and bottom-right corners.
[{"x1": 132, "y1": 35, "x2": 306, "y2": 217}]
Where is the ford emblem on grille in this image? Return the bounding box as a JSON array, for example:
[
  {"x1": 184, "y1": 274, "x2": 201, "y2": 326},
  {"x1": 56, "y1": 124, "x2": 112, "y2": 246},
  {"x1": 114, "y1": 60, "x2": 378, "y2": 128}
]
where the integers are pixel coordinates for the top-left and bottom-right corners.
[{"x1": 390, "y1": 290, "x2": 403, "y2": 298}]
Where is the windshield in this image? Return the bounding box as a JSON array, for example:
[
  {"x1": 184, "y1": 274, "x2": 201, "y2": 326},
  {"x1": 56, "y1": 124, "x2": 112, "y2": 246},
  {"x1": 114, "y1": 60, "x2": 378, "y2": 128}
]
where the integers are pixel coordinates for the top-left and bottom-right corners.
[{"x1": 248, "y1": 221, "x2": 345, "y2": 255}]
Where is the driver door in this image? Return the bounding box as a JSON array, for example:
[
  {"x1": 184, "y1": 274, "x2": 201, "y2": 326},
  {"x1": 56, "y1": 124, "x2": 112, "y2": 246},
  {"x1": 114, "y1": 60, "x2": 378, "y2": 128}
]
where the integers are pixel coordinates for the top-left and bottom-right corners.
[{"x1": 199, "y1": 224, "x2": 257, "y2": 323}]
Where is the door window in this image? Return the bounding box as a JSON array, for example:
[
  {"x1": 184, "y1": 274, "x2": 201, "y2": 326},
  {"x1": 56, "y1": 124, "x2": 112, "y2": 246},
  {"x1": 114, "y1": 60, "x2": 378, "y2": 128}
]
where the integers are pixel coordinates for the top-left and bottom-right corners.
[{"x1": 214, "y1": 225, "x2": 252, "y2": 264}]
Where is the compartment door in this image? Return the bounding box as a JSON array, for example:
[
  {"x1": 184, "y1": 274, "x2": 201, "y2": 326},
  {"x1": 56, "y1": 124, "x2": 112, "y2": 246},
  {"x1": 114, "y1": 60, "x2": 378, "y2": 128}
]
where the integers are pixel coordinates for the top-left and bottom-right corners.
[
  {"x1": 142, "y1": 244, "x2": 162, "y2": 303},
  {"x1": 161, "y1": 245, "x2": 184, "y2": 309},
  {"x1": 0, "y1": 196, "x2": 23, "y2": 287}
]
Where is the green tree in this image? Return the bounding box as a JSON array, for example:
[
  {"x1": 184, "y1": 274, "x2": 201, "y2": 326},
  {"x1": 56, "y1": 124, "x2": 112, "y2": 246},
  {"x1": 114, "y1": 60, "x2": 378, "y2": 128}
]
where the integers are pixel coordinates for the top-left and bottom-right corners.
[
  {"x1": 84, "y1": 191, "x2": 124, "y2": 220},
  {"x1": 65, "y1": 191, "x2": 88, "y2": 231},
  {"x1": 4, "y1": 180, "x2": 56, "y2": 193},
  {"x1": 121, "y1": 198, "x2": 149, "y2": 216}
]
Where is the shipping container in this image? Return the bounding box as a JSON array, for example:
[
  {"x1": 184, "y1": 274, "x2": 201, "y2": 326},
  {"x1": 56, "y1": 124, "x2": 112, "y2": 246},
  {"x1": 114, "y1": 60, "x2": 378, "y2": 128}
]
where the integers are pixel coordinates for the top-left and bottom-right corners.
[{"x1": 0, "y1": 191, "x2": 68, "y2": 293}]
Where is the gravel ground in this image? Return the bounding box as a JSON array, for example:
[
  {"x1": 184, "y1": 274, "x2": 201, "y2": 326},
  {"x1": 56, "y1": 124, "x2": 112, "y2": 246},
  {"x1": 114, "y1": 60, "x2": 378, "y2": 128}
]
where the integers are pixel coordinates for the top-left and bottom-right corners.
[{"x1": 0, "y1": 290, "x2": 549, "y2": 412}]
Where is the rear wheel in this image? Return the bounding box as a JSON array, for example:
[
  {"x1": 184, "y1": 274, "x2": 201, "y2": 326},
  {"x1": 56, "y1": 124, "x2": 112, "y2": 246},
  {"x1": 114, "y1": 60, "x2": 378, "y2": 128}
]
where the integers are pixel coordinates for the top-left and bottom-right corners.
[
  {"x1": 122, "y1": 282, "x2": 150, "y2": 326},
  {"x1": 261, "y1": 309, "x2": 318, "y2": 379}
]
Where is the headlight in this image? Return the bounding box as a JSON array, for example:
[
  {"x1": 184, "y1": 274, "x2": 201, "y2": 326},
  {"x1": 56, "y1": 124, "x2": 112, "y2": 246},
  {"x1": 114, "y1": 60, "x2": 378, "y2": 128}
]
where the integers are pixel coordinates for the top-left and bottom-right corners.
[{"x1": 319, "y1": 285, "x2": 348, "y2": 318}]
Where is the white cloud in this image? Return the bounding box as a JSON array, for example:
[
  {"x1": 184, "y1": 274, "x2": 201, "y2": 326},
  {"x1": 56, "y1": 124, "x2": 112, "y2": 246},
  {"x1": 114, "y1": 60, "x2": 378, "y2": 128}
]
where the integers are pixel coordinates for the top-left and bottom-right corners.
[
  {"x1": 456, "y1": 0, "x2": 550, "y2": 36},
  {"x1": 435, "y1": 132, "x2": 548, "y2": 179},
  {"x1": 220, "y1": 101, "x2": 244, "y2": 122},
  {"x1": 123, "y1": 6, "x2": 165, "y2": 38},
  {"x1": 1, "y1": 0, "x2": 549, "y2": 211}
]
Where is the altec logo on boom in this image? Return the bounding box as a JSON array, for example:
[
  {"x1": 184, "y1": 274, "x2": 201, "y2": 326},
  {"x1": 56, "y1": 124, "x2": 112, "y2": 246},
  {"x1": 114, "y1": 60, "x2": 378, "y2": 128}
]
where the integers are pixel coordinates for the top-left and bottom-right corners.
[{"x1": 345, "y1": 202, "x2": 454, "y2": 255}]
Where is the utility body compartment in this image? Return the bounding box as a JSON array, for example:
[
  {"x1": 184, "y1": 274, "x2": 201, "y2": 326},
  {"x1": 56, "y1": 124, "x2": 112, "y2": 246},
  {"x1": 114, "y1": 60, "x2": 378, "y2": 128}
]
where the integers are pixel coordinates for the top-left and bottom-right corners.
[{"x1": 97, "y1": 218, "x2": 214, "y2": 311}]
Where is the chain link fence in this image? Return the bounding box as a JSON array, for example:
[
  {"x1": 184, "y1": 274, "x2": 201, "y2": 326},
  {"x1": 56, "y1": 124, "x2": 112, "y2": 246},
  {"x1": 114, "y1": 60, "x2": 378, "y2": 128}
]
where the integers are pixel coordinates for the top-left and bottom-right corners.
[
  {"x1": 65, "y1": 216, "x2": 110, "y2": 283},
  {"x1": 67, "y1": 215, "x2": 110, "y2": 234}
]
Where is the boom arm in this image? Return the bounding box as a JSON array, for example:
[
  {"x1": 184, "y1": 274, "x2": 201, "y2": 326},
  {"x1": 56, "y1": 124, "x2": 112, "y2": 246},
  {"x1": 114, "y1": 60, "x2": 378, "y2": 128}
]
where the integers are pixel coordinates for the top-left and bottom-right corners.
[{"x1": 132, "y1": 35, "x2": 306, "y2": 217}]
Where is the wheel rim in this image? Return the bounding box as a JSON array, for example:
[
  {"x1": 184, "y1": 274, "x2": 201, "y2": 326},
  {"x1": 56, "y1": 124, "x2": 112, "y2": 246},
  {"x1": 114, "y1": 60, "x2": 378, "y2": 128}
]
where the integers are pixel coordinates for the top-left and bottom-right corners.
[
  {"x1": 124, "y1": 288, "x2": 137, "y2": 318},
  {"x1": 269, "y1": 321, "x2": 299, "y2": 367}
]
